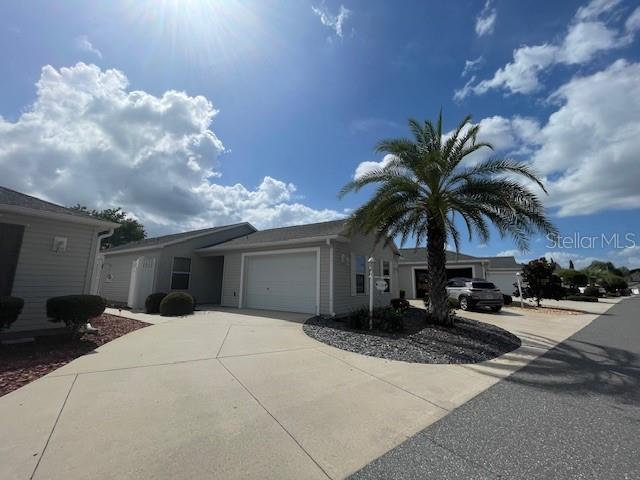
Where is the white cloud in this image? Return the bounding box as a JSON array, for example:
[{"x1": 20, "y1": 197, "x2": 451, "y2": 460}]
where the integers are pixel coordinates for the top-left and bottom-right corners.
[
  {"x1": 475, "y1": 1, "x2": 497, "y2": 37},
  {"x1": 541, "y1": 252, "x2": 599, "y2": 269},
  {"x1": 496, "y1": 249, "x2": 521, "y2": 258},
  {"x1": 75, "y1": 35, "x2": 102, "y2": 58},
  {"x1": 455, "y1": 0, "x2": 635, "y2": 98},
  {"x1": 353, "y1": 154, "x2": 396, "y2": 180},
  {"x1": 0, "y1": 63, "x2": 342, "y2": 234},
  {"x1": 531, "y1": 60, "x2": 640, "y2": 216},
  {"x1": 462, "y1": 56, "x2": 483, "y2": 77},
  {"x1": 312, "y1": 3, "x2": 351, "y2": 38},
  {"x1": 626, "y1": 6, "x2": 640, "y2": 32}
]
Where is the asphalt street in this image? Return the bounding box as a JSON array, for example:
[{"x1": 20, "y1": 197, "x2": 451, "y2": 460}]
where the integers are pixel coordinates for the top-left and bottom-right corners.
[{"x1": 351, "y1": 297, "x2": 640, "y2": 479}]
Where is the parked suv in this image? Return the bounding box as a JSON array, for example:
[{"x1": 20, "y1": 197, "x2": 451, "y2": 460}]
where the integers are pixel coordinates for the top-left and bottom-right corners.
[{"x1": 446, "y1": 278, "x2": 504, "y2": 312}]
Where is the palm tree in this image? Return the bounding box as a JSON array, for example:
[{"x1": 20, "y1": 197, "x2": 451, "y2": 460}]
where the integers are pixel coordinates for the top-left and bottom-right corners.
[{"x1": 340, "y1": 113, "x2": 557, "y2": 326}]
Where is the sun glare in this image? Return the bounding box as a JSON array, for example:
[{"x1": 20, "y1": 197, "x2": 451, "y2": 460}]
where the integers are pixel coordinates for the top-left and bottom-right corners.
[{"x1": 123, "y1": 0, "x2": 270, "y2": 68}]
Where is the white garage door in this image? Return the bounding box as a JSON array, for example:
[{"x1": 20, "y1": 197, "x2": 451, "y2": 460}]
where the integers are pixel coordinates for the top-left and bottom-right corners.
[{"x1": 244, "y1": 251, "x2": 318, "y2": 314}]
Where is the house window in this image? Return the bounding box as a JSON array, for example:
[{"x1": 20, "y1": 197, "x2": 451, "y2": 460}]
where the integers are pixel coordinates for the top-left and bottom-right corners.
[
  {"x1": 380, "y1": 260, "x2": 391, "y2": 293},
  {"x1": 171, "y1": 257, "x2": 191, "y2": 290},
  {"x1": 355, "y1": 255, "x2": 366, "y2": 294}
]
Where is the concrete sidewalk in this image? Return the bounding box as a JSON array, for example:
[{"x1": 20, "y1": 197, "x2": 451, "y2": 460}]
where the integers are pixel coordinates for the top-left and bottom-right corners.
[{"x1": 0, "y1": 301, "x2": 623, "y2": 479}]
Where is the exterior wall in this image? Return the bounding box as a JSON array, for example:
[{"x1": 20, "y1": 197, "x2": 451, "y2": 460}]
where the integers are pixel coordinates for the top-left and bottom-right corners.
[
  {"x1": 99, "y1": 250, "x2": 161, "y2": 304},
  {"x1": 398, "y1": 261, "x2": 486, "y2": 299},
  {"x1": 486, "y1": 269, "x2": 520, "y2": 295},
  {"x1": 219, "y1": 242, "x2": 331, "y2": 315},
  {"x1": 3, "y1": 212, "x2": 99, "y2": 333},
  {"x1": 332, "y1": 233, "x2": 400, "y2": 316}
]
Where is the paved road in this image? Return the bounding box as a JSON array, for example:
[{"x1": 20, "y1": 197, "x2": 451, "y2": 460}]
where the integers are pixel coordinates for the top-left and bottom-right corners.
[{"x1": 351, "y1": 297, "x2": 640, "y2": 479}]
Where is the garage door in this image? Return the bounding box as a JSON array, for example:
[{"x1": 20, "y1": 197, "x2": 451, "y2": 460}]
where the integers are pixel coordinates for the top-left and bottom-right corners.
[{"x1": 244, "y1": 251, "x2": 317, "y2": 314}]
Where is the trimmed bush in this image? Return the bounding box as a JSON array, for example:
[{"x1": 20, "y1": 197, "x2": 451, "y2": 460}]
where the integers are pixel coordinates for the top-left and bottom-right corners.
[
  {"x1": 47, "y1": 295, "x2": 106, "y2": 332},
  {"x1": 372, "y1": 307, "x2": 404, "y2": 332},
  {"x1": 159, "y1": 292, "x2": 194, "y2": 317},
  {"x1": 567, "y1": 295, "x2": 599, "y2": 303},
  {"x1": 390, "y1": 298, "x2": 410, "y2": 311},
  {"x1": 584, "y1": 286, "x2": 600, "y2": 297},
  {"x1": 145, "y1": 292, "x2": 167, "y2": 314},
  {"x1": 448, "y1": 297, "x2": 460, "y2": 309},
  {"x1": 502, "y1": 294, "x2": 513, "y2": 305},
  {"x1": 347, "y1": 306, "x2": 369, "y2": 330},
  {"x1": 0, "y1": 296, "x2": 24, "y2": 330}
]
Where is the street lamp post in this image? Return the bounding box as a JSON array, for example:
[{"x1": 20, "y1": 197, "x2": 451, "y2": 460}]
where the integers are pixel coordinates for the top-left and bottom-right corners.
[
  {"x1": 368, "y1": 256, "x2": 375, "y2": 330},
  {"x1": 516, "y1": 272, "x2": 524, "y2": 308}
]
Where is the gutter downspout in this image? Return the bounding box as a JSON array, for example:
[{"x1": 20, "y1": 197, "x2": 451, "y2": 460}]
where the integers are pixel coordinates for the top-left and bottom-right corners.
[
  {"x1": 327, "y1": 238, "x2": 335, "y2": 317},
  {"x1": 90, "y1": 228, "x2": 115, "y2": 295}
]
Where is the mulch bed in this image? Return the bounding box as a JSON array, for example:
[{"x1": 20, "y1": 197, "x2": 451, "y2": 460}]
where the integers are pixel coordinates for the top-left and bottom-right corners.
[
  {"x1": 304, "y1": 307, "x2": 521, "y2": 364},
  {"x1": 0, "y1": 314, "x2": 149, "y2": 398},
  {"x1": 508, "y1": 304, "x2": 583, "y2": 315}
]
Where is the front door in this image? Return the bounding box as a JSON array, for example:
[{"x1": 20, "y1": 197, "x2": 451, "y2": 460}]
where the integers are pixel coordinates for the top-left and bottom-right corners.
[
  {"x1": 0, "y1": 223, "x2": 25, "y2": 296},
  {"x1": 414, "y1": 269, "x2": 429, "y2": 299}
]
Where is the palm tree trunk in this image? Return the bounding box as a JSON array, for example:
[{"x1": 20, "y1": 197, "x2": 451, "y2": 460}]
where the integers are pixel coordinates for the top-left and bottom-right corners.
[{"x1": 427, "y1": 214, "x2": 451, "y2": 326}]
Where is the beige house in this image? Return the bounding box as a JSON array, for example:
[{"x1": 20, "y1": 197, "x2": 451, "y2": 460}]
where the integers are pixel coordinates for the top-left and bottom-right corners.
[
  {"x1": 397, "y1": 247, "x2": 521, "y2": 298},
  {"x1": 100, "y1": 220, "x2": 401, "y2": 316},
  {"x1": 0, "y1": 187, "x2": 118, "y2": 336}
]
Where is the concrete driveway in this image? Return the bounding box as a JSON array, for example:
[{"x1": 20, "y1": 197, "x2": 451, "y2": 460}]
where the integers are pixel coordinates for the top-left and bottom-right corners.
[{"x1": 0, "y1": 301, "x2": 622, "y2": 479}]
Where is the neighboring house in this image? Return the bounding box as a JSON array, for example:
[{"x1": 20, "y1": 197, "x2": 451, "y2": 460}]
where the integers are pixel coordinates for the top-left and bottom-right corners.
[
  {"x1": 397, "y1": 247, "x2": 521, "y2": 298},
  {"x1": 98, "y1": 223, "x2": 257, "y2": 307},
  {"x1": 100, "y1": 219, "x2": 400, "y2": 316},
  {"x1": 0, "y1": 186, "x2": 119, "y2": 336}
]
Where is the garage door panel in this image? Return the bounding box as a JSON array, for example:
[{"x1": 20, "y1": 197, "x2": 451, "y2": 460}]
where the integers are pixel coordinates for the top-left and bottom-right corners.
[{"x1": 244, "y1": 252, "x2": 317, "y2": 314}]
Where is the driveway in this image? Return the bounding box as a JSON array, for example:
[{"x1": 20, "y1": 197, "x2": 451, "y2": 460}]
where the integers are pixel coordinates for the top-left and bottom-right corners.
[{"x1": 0, "y1": 301, "x2": 622, "y2": 479}]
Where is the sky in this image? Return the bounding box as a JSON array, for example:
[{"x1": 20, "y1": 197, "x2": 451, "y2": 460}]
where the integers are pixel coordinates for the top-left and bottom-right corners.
[{"x1": 0, "y1": 0, "x2": 639, "y2": 269}]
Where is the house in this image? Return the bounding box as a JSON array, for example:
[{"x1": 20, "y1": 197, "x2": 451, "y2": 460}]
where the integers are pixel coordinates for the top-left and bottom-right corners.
[
  {"x1": 100, "y1": 219, "x2": 401, "y2": 316},
  {"x1": 98, "y1": 223, "x2": 257, "y2": 308},
  {"x1": 397, "y1": 247, "x2": 521, "y2": 298},
  {"x1": 0, "y1": 186, "x2": 119, "y2": 336}
]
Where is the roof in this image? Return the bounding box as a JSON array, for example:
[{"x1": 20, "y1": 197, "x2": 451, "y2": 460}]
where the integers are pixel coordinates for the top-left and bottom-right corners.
[
  {"x1": 103, "y1": 222, "x2": 256, "y2": 254},
  {"x1": 398, "y1": 247, "x2": 481, "y2": 263},
  {"x1": 200, "y1": 219, "x2": 350, "y2": 250},
  {"x1": 398, "y1": 247, "x2": 521, "y2": 270},
  {"x1": 486, "y1": 256, "x2": 521, "y2": 269},
  {"x1": 0, "y1": 186, "x2": 119, "y2": 228}
]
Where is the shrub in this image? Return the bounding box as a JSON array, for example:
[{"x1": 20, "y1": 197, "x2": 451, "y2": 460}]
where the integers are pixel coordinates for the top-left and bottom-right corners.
[
  {"x1": 566, "y1": 295, "x2": 599, "y2": 302},
  {"x1": 0, "y1": 296, "x2": 24, "y2": 330},
  {"x1": 159, "y1": 292, "x2": 194, "y2": 317},
  {"x1": 399, "y1": 289, "x2": 406, "y2": 299},
  {"x1": 347, "y1": 306, "x2": 370, "y2": 330},
  {"x1": 372, "y1": 307, "x2": 404, "y2": 332},
  {"x1": 502, "y1": 294, "x2": 513, "y2": 305},
  {"x1": 145, "y1": 292, "x2": 167, "y2": 314},
  {"x1": 448, "y1": 297, "x2": 460, "y2": 309},
  {"x1": 47, "y1": 295, "x2": 106, "y2": 332},
  {"x1": 390, "y1": 298, "x2": 410, "y2": 311},
  {"x1": 583, "y1": 286, "x2": 600, "y2": 297}
]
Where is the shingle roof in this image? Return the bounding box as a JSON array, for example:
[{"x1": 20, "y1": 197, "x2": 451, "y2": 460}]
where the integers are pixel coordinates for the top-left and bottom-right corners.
[
  {"x1": 486, "y1": 255, "x2": 521, "y2": 269},
  {"x1": 104, "y1": 223, "x2": 255, "y2": 253},
  {"x1": 0, "y1": 186, "x2": 117, "y2": 227},
  {"x1": 205, "y1": 219, "x2": 349, "y2": 249},
  {"x1": 398, "y1": 247, "x2": 480, "y2": 263}
]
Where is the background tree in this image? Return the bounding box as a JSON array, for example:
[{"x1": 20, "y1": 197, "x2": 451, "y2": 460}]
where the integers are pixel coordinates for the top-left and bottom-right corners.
[
  {"x1": 340, "y1": 113, "x2": 556, "y2": 325},
  {"x1": 518, "y1": 258, "x2": 565, "y2": 307},
  {"x1": 557, "y1": 268, "x2": 588, "y2": 289},
  {"x1": 71, "y1": 205, "x2": 146, "y2": 249},
  {"x1": 568, "y1": 259, "x2": 575, "y2": 270}
]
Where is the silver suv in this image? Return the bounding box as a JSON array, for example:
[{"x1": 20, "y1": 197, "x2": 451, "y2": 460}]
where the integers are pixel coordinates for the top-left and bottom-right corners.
[{"x1": 446, "y1": 278, "x2": 504, "y2": 312}]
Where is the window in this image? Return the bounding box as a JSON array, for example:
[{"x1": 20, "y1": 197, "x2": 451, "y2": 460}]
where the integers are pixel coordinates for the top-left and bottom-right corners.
[
  {"x1": 380, "y1": 260, "x2": 391, "y2": 293},
  {"x1": 355, "y1": 255, "x2": 366, "y2": 294},
  {"x1": 171, "y1": 257, "x2": 191, "y2": 290}
]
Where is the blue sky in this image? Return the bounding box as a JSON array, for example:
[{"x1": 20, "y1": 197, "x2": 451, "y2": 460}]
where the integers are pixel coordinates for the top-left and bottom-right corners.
[{"x1": 1, "y1": 0, "x2": 639, "y2": 268}]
